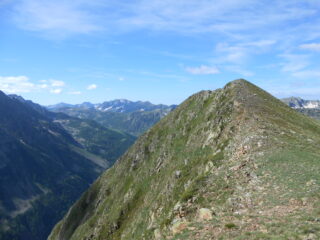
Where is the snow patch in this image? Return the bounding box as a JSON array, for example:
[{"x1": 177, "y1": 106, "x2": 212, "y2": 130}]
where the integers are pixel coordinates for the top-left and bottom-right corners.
[
  {"x1": 103, "y1": 106, "x2": 113, "y2": 112},
  {"x1": 304, "y1": 102, "x2": 320, "y2": 109}
]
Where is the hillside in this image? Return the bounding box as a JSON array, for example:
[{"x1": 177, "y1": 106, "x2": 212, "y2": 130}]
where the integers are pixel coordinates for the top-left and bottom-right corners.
[
  {"x1": 49, "y1": 79, "x2": 320, "y2": 240},
  {"x1": 0, "y1": 92, "x2": 134, "y2": 240},
  {"x1": 296, "y1": 109, "x2": 320, "y2": 121},
  {"x1": 52, "y1": 113, "x2": 136, "y2": 166},
  {"x1": 49, "y1": 100, "x2": 176, "y2": 136},
  {"x1": 9, "y1": 95, "x2": 136, "y2": 167}
]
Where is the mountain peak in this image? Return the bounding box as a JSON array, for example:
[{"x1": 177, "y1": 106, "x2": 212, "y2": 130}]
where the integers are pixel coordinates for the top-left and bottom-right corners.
[
  {"x1": 228, "y1": 78, "x2": 250, "y2": 85},
  {"x1": 49, "y1": 80, "x2": 320, "y2": 240}
]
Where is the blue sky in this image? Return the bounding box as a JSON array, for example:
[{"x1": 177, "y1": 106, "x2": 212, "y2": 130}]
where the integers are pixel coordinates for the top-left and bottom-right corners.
[{"x1": 1, "y1": 0, "x2": 320, "y2": 105}]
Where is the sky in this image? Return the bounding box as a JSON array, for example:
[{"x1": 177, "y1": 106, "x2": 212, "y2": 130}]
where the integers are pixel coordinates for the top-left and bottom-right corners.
[{"x1": 1, "y1": 0, "x2": 320, "y2": 105}]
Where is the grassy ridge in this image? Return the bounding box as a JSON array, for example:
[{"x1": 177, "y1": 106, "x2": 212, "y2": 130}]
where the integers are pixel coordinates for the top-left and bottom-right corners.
[{"x1": 49, "y1": 80, "x2": 320, "y2": 240}]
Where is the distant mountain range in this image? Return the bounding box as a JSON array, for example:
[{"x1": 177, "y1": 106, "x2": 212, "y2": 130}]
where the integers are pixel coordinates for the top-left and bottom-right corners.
[
  {"x1": 48, "y1": 99, "x2": 176, "y2": 113},
  {"x1": 282, "y1": 97, "x2": 320, "y2": 120},
  {"x1": 48, "y1": 100, "x2": 177, "y2": 136},
  {"x1": 0, "y1": 93, "x2": 136, "y2": 240},
  {"x1": 282, "y1": 97, "x2": 320, "y2": 109}
]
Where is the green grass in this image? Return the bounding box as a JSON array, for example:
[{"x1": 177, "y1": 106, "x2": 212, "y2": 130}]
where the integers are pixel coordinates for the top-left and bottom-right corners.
[
  {"x1": 225, "y1": 223, "x2": 237, "y2": 229},
  {"x1": 49, "y1": 80, "x2": 320, "y2": 240}
]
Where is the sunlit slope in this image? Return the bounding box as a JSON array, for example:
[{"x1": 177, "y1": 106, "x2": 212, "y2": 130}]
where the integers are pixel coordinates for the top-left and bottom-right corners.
[{"x1": 49, "y1": 79, "x2": 320, "y2": 240}]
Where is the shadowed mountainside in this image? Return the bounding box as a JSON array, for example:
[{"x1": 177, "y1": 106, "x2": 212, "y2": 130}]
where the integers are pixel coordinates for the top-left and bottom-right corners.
[{"x1": 0, "y1": 92, "x2": 135, "y2": 240}]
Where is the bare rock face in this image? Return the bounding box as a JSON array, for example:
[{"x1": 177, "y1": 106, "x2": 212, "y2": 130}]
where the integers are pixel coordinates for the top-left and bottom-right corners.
[
  {"x1": 49, "y1": 79, "x2": 320, "y2": 240},
  {"x1": 171, "y1": 219, "x2": 188, "y2": 234},
  {"x1": 197, "y1": 208, "x2": 213, "y2": 221}
]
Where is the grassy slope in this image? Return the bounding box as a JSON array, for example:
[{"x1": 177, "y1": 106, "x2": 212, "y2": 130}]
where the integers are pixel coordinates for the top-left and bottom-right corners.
[
  {"x1": 54, "y1": 116, "x2": 136, "y2": 167},
  {"x1": 297, "y1": 109, "x2": 320, "y2": 121},
  {"x1": 49, "y1": 80, "x2": 320, "y2": 240},
  {"x1": 54, "y1": 108, "x2": 170, "y2": 136},
  {"x1": 0, "y1": 94, "x2": 104, "y2": 240}
]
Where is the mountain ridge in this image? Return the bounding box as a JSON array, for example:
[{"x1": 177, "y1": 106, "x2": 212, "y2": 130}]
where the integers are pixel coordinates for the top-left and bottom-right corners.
[
  {"x1": 49, "y1": 99, "x2": 176, "y2": 136},
  {"x1": 47, "y1": 99, "x2": 177, "y2": 113},
  {"x1": 49, "y1": 79, "x2": 320, "y2": 240}
]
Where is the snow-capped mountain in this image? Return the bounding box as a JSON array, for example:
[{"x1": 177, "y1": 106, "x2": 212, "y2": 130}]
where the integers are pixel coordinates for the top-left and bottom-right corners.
[
  {"x1": 282, "y1": 97, "x2": 320, "y2": 109},
  {"x1": 47, "y1": 99, "x2": 177, "y2": 136},
  {"x1": 48, "y1": 99, "x2": 176, "y2": 113}
]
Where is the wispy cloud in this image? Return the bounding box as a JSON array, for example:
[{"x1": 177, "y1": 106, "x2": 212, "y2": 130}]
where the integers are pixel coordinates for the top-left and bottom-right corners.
[
  {"x1": 279, "y1": 54, "x2": 310, "y2": 73},
  {"x1": 5, "y1": 0, "x2": 320, "y2": 91},
  {"x1": 87, "y1": 84, "x2": 97, "y2": 90},
  {"x1": 300, "y1": 43, "x2": 320, "y2": 52},
  {"x1": 291, "y1": 70, "x2": 320, "y2": 79},
  {"x1": 12, "y1": 0, "x2": 102, "y2": 38},
  {"x1": 214, "y1": 39, "x2": 276, "y2": 64},
  {"x1": 278, "y1": 54, "x2": 320, "y2": 83},
  {"x1": 210, "y1": 40, "x2": 275, "y2": 77},
  {"x1": 185, "y1": 65, "x2": 220, "y2": 75},
  {"x1": 215, "y1": 43, "x2": 248, "y2": 65},
  {"x1": 8, "y1": 0, "x2": 320, "y2": 40}
]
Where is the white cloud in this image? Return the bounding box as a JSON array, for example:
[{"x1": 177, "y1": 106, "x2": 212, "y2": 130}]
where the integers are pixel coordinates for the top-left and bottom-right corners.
[
  {"x1": 0, "y1": 76, "x2": 35, "y2": 93},
  {"x1": 279, "y1": 54, "x2": 310, "y2": 73},
  {"x1": 68, "y1": 91, "x2": 82, "y2": 95},
  {"x1": 50, "y1": 89, "x2": 62, "y2": 94},
  {"x1": 0, "y1": 76, "x2": 68, "y2": 94},
  {"x1": 118, "y1": 77, "x2": 125, "y2": 81},
  {"x1": 87, "y1": 84, "x2": 97, "y2": 90},
  {"x1": 300, "y1": 43, "x2": 320, "y2": 52},
  {"x1": 185, "y1": 65, "x2": 220, "y2": 75},
  {"x1": 50, "y1": 80, "x2": 65, "y2": 87}
]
